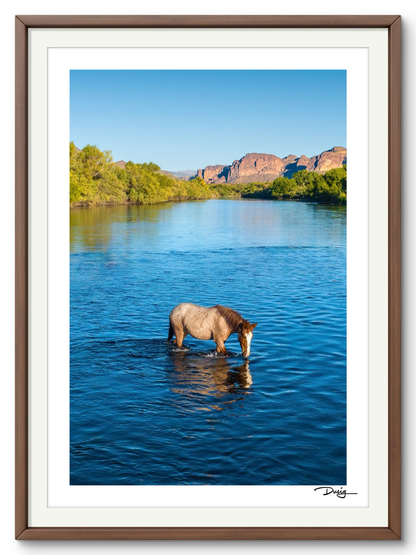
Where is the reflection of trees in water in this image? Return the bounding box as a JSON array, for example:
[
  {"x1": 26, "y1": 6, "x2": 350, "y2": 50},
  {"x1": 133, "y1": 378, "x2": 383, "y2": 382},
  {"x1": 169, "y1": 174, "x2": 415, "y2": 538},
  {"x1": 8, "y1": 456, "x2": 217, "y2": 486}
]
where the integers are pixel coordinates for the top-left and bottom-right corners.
[
  {"x1": 70, "y1": 201, "x2": 346, "y2": 252},
  {"x1": 169, "y1": 350, "x2": 252, "y2": 410},
  {"x1": 70, "y1": 204, "x2": 176, "y2": 251},
  {"x1": 310, "y1": 203, "x2": 347, "y2": 220}
]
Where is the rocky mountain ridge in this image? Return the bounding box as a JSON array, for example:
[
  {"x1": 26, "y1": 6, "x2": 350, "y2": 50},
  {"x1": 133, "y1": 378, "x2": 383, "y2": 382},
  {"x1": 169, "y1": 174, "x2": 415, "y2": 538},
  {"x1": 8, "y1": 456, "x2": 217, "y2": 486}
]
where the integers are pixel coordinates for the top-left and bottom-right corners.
[{"x1": 195, "y1": 147, "x2": 347, "y2": 184}]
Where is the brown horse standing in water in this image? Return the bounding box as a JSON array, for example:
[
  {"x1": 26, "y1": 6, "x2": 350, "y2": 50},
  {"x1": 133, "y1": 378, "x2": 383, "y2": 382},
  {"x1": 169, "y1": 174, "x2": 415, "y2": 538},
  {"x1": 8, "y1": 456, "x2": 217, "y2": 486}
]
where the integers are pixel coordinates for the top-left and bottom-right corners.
[{"x1": 168, "y1": 303, "x2": 257, "y2": 358}]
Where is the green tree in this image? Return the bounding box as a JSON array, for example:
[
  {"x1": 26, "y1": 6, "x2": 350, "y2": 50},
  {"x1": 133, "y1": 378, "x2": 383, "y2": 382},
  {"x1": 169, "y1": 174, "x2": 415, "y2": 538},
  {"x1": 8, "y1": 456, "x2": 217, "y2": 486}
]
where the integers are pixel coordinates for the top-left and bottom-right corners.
[
  {"x1": 70, "y1": 143, "x2": 126, "y2": 205},
  {"x1": 270, "y1": 177, "x2": 297, "y2": 198},
  {"x1": 324, "y1": 166, "x2": 347, "y2": 192},
  {"x1": 292, "y1": 170, "x2": 321, "y2": 197}
]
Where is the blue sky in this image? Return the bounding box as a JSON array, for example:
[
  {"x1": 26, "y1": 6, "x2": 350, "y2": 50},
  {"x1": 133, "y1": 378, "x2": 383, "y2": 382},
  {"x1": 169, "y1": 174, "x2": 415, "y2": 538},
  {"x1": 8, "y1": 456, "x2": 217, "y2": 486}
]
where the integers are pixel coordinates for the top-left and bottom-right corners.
[{"x1": 70, "y1": 70, "x2": 346, "y2": 171}]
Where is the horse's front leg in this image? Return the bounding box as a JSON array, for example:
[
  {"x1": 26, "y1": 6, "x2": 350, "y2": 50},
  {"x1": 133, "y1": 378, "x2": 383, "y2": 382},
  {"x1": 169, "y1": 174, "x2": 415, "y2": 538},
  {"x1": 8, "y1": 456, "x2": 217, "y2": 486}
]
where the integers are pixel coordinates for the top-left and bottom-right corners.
[{"x1": 215, "y1": 340, "x2": 228, "y2": 356}]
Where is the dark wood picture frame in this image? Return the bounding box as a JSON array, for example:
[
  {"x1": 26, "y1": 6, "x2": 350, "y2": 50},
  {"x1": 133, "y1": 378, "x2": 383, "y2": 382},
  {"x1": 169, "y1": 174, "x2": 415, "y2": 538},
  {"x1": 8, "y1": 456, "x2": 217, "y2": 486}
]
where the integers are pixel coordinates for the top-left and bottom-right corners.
[{"x1": 15, "y1": 15, "x2": 401, "y2": 540}]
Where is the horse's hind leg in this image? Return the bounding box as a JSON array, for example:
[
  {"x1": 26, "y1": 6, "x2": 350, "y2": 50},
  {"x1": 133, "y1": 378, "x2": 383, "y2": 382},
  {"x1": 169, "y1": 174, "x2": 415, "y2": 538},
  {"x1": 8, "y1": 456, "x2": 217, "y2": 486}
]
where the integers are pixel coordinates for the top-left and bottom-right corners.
[{"x1": 174, "y1": 328, "x2": 185, "y2": 347}]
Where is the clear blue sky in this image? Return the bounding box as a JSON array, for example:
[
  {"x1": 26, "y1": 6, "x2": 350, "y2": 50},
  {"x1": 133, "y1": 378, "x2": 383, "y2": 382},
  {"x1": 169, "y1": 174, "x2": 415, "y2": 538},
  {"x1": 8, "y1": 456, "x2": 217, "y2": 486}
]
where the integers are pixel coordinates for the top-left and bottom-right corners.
[{"x1": 70, "y1": 70, "x2": 346, "y2": 171}]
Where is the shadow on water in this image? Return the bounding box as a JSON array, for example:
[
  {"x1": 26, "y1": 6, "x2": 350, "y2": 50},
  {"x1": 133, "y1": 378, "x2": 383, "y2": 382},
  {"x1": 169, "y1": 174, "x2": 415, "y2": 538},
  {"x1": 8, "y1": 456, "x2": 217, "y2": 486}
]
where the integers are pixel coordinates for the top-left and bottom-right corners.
[
  {"x1": 73, "y1": 337, "x2": 254, "y2": 411},
  {"x1": 168, "y1": 346, "x2": 253, "y2": 401}
]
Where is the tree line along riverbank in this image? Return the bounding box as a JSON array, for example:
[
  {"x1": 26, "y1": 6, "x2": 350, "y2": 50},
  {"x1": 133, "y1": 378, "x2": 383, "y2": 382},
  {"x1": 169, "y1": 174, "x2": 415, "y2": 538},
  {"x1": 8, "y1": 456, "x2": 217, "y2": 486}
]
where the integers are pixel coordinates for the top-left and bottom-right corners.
[{"x1": 70, "y1": 143, "x2": 346, "y2": 207}]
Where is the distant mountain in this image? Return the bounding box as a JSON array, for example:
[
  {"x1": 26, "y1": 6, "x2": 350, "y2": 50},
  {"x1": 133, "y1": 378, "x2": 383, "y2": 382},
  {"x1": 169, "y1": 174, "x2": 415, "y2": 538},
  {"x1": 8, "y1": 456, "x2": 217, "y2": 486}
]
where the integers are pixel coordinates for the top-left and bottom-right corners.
[
  {"x1": 114, "y1": 161, "x2": 195, "y2": 181},
  {"x1": 195, "y1": 147, "x2": 347, "y2": 184},
  {"x1": 168, "y1": 169, "x2": 197, "y2": 179}
]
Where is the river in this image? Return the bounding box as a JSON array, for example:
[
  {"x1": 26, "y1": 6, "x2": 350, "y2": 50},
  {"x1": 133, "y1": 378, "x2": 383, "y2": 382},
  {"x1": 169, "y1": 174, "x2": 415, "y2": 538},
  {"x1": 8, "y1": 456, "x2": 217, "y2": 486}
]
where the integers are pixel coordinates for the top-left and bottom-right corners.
[{"x1": 70, "y1": 199, "x2": 346, "y2": 485}]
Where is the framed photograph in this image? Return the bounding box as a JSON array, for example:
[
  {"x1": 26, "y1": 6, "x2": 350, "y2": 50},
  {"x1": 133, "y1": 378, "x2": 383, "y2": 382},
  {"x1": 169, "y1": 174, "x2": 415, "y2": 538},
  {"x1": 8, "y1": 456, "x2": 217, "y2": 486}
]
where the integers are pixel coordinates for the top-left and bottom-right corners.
[{"x1": 15, "y1": 15, "x2": 401, "y2": 540}]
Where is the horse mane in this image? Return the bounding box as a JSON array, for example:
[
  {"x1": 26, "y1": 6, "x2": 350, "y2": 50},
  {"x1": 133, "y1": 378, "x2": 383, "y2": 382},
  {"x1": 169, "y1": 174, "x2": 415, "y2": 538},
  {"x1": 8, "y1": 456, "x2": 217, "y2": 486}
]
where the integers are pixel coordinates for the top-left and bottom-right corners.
[{"x1": 214, "y1": 305, "x2": 244, "y2": 330}]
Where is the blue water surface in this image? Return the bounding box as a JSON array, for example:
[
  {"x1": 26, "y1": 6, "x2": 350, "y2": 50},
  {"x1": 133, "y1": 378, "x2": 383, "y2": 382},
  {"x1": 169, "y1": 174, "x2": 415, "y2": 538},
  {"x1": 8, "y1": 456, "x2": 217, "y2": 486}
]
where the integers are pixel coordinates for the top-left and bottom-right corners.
[{"x1": 70, "y1": 199, "x2": 346, "y2": 485}]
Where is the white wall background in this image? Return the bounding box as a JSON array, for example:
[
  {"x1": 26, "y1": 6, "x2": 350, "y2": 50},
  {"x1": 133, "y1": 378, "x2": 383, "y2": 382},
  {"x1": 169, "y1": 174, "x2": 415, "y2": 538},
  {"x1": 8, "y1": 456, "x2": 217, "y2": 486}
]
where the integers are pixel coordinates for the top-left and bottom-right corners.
[{"x1": 0, "y1": 0, "x2": 413, "y2": 552}]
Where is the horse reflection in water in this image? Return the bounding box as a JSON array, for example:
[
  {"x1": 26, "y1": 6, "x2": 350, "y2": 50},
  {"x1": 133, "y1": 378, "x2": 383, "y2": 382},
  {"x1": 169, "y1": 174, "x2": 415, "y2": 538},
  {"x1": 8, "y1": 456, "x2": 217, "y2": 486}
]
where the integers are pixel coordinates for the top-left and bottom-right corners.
[{"x1": 168, "y1": 349, "x2": 253, "y2": 411}]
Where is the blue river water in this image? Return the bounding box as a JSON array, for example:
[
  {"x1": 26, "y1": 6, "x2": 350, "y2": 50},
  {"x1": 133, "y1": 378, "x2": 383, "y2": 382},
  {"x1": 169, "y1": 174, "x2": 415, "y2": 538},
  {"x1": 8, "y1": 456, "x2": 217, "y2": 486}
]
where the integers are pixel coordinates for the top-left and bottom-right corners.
[{"x1": 70, "y1": 199, "x2": 346, "y2": 485}]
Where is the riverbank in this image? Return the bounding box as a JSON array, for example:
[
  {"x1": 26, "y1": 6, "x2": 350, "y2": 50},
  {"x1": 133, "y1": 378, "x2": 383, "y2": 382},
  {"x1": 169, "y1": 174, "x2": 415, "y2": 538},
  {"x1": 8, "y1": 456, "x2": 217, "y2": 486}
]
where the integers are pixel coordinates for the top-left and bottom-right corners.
[{"x1": 70, "y1": 143, "x2": 346, "y2": 208}]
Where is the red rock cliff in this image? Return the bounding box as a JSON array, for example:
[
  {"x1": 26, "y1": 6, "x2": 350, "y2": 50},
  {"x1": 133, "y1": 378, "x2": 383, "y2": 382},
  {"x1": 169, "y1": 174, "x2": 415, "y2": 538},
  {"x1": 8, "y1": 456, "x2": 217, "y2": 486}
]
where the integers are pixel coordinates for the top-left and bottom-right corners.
[{"x1": 196, "y1": 147, "x2": 346, "y2": 184}]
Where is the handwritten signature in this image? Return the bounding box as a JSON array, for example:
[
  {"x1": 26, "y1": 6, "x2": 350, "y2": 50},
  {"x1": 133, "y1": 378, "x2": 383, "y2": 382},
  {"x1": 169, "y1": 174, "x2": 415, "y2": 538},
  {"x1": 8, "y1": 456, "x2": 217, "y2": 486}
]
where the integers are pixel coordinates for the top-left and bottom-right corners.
[{"x1": 314, "y1": 486, "x2": 357, "y2": 499}]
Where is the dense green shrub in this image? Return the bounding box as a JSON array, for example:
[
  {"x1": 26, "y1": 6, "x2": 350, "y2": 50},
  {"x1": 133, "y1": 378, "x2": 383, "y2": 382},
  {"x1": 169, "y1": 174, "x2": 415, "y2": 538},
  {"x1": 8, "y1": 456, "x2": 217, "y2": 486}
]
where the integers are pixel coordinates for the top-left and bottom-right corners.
[
  {"x1": 242, "y1": 165, "x2": 347, "y2": 205},
  {"x1": 70, "y1": 143, "x2": 215, "y2": 206}
]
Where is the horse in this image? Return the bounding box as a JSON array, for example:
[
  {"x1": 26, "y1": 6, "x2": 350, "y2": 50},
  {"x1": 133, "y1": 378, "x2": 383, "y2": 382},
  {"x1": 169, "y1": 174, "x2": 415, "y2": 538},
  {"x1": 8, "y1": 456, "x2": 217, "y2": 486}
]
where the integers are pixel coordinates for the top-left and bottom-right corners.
[{"x1": 167, "y1": 303, "x2": 257, "y2": 358}]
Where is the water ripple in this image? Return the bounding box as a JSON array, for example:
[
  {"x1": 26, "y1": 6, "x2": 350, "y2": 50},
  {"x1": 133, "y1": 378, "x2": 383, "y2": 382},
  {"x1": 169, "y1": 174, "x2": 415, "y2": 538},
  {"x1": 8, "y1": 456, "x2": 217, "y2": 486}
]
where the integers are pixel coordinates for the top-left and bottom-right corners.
[{"x1": 70, "y1": 200, "x2": 346, "y2": 485}]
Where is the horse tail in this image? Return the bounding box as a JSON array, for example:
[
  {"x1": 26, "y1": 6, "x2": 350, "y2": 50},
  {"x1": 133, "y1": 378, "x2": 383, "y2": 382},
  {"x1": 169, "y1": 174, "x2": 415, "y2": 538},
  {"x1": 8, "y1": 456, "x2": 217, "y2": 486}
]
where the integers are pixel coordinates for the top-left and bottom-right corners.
[{"x1": 167, "y1": 320, "x2": 174, "y2": 343}]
